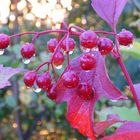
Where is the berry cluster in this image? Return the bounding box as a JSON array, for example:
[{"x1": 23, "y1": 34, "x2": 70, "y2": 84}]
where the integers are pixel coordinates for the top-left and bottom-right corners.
[
  {"x1": 24, "y1": 71, "x2": 52, "y2": 92},
  {"x1": 0, "y1": 28, "x2": 134, "y2": 101}
]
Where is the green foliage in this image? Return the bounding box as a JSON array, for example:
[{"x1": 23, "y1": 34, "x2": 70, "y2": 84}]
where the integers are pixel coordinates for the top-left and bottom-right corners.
[{"x1": 121, "y1": 41, "x2": 140, "y2": 59}]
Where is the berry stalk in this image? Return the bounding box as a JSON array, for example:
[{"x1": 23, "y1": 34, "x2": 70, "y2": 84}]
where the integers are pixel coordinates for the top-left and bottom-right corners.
[
  {"x1": 10, "y1": 29, "x2": 81, "y2": 39},
  {"x1": 57, "y1": 22, "x2": 68, "y2": 41}
]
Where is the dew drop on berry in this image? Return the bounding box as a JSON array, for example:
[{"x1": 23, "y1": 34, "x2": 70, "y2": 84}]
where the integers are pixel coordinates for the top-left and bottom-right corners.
[
  {"x1": 69, "y1": 51, "x2": 73, "y2": 55},
  {"x1": 0, "y1": 49, "x2": 4, "y2": 55},
  {"x1": 82, "y1": 48, "x2": 91, "y2": 53},
  {"x1": 127, "y1": 44, "x2": 133, "y2": 50},
  {"x1": 92, "y1": 47, "x2": 98, "y2": 51},
  {"x1": 26, "y1": 86, "x2": 31, "y2": 89},
  {"x1": 32, "y1": 85, "x2": 42, "y2": 93},
  {"x1": 55, "y1": 65, "x2": 62, "y2": 69},
  {"x1": 23, "y1": 58, "x2": 31, "y2": 64},
  {"x1": 110, "y1": 99, "x2": 118, "y2": 103}
]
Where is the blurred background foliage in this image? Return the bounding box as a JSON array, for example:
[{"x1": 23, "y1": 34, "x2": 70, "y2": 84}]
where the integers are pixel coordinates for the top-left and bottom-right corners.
[{"x1": 0, "y1": 0, "x2": 140, "y2": 140}]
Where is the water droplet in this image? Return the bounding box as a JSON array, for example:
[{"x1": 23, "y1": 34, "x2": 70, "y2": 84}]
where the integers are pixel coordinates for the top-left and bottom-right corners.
[
  {"x1": 32, "y1": 84, "x2": 42, "y2": 93},
  {"x1": 127, "y1": 44, "x2": 133, "y2": 50},
  {"x1": 0, "y1": 49, "x2": 4, "y2": 55},
  {"x1": 92, "y1": 47, "x2": 98, "y2": 51},
  {"x1": 85, "y1": 48, "x2": 91, "y2": 52},
  {"x1": 26, "y1": 86, "x2": 30, "y2": 89},
  {"x1": 33, "y1": 87, "x2": 42, "y2": 93},
  {"x1": 55, "y1": 65, "x2": 62, "y2": 69},
  {"x1": 85, "y1": 70, "x2": 90, "y2": 73},
  {"x1": 82, "y1": 47, "x2": 91, "y2": 52},
  {"x1": 69, "y1": 51, "x2": 73, "y2": 55},
  {"x1": 23, "y1": 59, "x2": 31, "y2": 64},
  {"x1": 111, "y1": 100, "x2": 118, "y2": 103}
]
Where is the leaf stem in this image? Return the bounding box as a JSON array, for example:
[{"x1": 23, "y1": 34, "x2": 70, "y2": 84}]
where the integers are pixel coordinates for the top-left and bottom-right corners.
[
  {"x1": 117, "y1": 57, "x2": 140, "y2": 114},
  {"x1": 113, "y1": 29, "x2": 140, "y2": 114}
]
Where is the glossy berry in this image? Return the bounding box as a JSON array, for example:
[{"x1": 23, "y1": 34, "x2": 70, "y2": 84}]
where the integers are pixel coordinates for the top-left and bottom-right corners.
[
  {"x1": 80, "y1": 53, "x2": 96, "y2": 71},
  {"x1": 62, "y1": 71, "x2": 79, "y2": 88},
  {"x1": 77, "y1": 83, "x2": 94, "y2": 100},
  {"x1": 61, "y1": 38, "x2": 76, "y2": 52},
  {"x1": 24, "y1": 71, "x2": 36, "y2": 87},
  {"x1": 118, "y1": 29, "x2": 134, "y2": 46},
  {"x1": 0, "y1": 33, "x2": 10, "y2": 49},
  {"x1": 98, "y1": 37, "x2": 114, "y2": 55},
  {"x1": 47, "y1": 84, "x2": 57, "y2": 100},
  {"x1": 20, "y1": 43, "x2": 36, "y2": 59},
  {"x1": 47, "y1": 38, "x2": 58, "y2": 53},
  {"x1": 80, "y1": 30, "x2": 98, "y2": 49},
  {"x1": 36, "y1": 72, "x2": 52, "y2": 91},
  {"x1": 53, "y1": 51, "x2": 64, "y2": 66}
]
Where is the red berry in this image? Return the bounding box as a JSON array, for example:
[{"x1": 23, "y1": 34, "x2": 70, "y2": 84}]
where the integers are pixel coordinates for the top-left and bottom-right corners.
[
  {"x1": 98, "y1": 38, "x2": 114, "y2": 55},
  {"x1": 62, "y1": 71, "x2": 79, "y2": 88},
  {"x1": 80, "y1": 53, "x2": 96, "y2": 71},
  {"x1": 36, "y1": 72, "x2": 52, "y2": 91},
  {"x1": 61, "y1": 38, "x2": 76, "y2": 52},
  {"x1": 0, "y1": 33, "x2": 10, "y2": 49},
  {"x1": 21, "y1": 43, "x2": 36, "y2": 59},
  {"x1": 53, "y1": 51, "x2": 64, "y2": 66},
  {"x1": 77, "y1": 83, "x2": 94, "y2": 100},
  {"x1": 47, "y1": 38, "x2": 58, "y2": 53},
  {"x1": 80, "y1": 30, "x2": 98, "y2": 49},
  {"x1": 118, "y1": 29, "x2": 134, "y2": 46},
  {"x1": 47, "y1": 84, "x2": 57, "y2": 100},
  {"x1": 24, "y1": 71, "x2": 36, "y2": 87}
]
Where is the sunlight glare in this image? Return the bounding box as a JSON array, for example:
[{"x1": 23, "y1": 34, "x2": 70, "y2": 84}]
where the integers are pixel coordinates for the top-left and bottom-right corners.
[
  {"x1": 17, "y1": 0, "x2": 27, "y2": 11},
  {"x1": 0, "y1": 0, "x2": 10, "y2": 23}
]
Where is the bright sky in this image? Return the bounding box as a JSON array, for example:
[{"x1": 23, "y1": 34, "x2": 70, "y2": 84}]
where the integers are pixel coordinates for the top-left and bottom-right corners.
[{"x1": 0, "y1": 0, "x2": 72, "y2": 24}]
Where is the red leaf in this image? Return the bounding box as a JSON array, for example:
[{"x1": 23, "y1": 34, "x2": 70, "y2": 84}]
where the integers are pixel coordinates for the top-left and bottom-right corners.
[
  {"x1": 102, "y1": 121, "x2": 140, "y2": 140},
  {"x1": 94, "y1": 114, "x2": 125, "y2": 136},
  {"x1": 91, "y1": 0, "x2": 127, "y2": 29},
  {"x1": 0, "y1": 65, "x2": 23, "y2": 89},
  {"x1": 53, "y1": 51, "x2": 126, "y2": 139}
]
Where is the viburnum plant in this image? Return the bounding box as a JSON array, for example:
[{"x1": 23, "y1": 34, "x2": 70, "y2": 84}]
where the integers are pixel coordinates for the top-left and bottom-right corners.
[{"x1": 0, "y1": 0, "x2": 140, "y2": 140}]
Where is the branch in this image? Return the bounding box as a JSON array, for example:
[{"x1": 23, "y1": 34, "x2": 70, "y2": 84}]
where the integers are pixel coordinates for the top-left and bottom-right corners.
[
  {"x1": 24, "y1": 107, "x2": 47, "y2": 140},
  {"x1": 11, "y1": 79, "x2": 24, "y2": 140},
  {"x1": 117, "y1": 57, "x2": 140, "y2": 114}
]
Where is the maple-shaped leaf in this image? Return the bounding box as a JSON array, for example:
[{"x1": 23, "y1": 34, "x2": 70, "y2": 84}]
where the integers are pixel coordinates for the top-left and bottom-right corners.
[
  {"x1": 102, "y1": 121, "x2": 140, "y2": 140},
  {"x1": 0, "y1": 65, "x2": 23, "y2": 89},
  {"x1": 94, "y1": 114, "x2": 126, "y2": 136},
  {"x1": 51, "y1": 51, "x2": 126, "y2": 139},
  {"x1": 91, "y1": 0, "x2": 127, "y2": 29}
]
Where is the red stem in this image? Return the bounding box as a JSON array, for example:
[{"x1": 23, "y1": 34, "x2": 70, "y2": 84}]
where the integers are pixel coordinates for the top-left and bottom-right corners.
[
  {"x1": 69, "y1": 25, "x2": 85, "y2": 32},
  {"x1": 51, "y1": 34, "x2": 67, "y2": 62},
  {"x1": 65, "y1": 33, "x2": 70, "y2": 68},
  {"x1": 95, "y1": 31, "x2": 116, "y2": 35},
  {"x1": 57, "y1": 22, "x2": 68, "y2": 41},
  {"x1": 35, "y1": 61, "x2": 50, "y2": 72},
  {"x1": 113, "y1": 28, "x2": 140, "y2": 114},
  {"x1": 51, "y1": 63, "x2": 57, "y2": 81},
  {"x1": 117, "y1": 57, "x2": 140, "y2": 114},
  {"x1": 10, "y1": 32, "x2": 37, "y2": 38}
]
